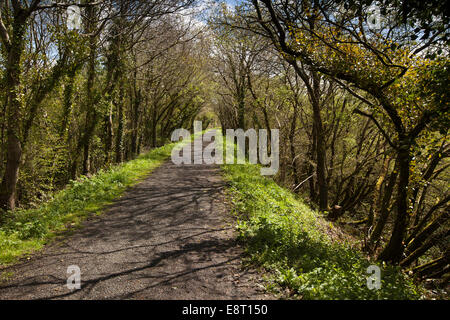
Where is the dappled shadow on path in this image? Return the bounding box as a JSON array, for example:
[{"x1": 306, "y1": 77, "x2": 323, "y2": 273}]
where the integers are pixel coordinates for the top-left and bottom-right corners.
[{"x1": 0, "y1": 136, "x2": 268, "y2": 300}]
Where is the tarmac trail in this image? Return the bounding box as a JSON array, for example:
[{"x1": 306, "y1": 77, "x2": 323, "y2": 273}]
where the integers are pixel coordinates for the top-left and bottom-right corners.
[{"x1": 0, "y1": 134, "x2": 269, "y2": 299}]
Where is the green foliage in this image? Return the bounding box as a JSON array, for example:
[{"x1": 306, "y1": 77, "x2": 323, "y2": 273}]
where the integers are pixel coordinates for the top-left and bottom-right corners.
[
  {"x1": 222, "y1": 163, "x2": 422, "y2": 300},
  {"x1": 0, "y1": 142, "x2": 176, "y2": 266}
]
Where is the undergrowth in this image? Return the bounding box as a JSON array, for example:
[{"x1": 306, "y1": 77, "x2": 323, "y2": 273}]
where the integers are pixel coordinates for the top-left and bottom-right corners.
[{"x1": 222, "y1": 163, "x2": 422, "y2": 300}]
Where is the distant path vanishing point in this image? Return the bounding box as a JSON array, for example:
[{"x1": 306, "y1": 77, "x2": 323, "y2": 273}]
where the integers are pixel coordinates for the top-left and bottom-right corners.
[{"x1": 0, "y1": 132, "x2": 270, "y2": 300}]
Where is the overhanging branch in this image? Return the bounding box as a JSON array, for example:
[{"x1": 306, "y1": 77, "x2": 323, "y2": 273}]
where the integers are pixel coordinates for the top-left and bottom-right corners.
[{"x1": 353, "y1": 108, "x2": 397, "y2": 149}]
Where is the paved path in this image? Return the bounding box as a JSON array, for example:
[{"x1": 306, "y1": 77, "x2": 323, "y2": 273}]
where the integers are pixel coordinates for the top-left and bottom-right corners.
[{"x1": 0, "y1": 135, "x2": 269, "y2": 299}]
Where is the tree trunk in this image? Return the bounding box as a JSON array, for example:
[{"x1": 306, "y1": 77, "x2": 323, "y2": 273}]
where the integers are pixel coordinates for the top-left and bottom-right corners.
[
  {"x1": 411, "y1": 248, "x2": 450, "y2": 279},
  {"x1": 0, "y1": 135, "x2": 22, "y2": 210},
  {"x1": 151, "y1": 108, "x2": 158, "y2": 148},
  {"x1": 405, "y1": 209, "x2": 449, "y2": 255},
  {"x1": 367, "y1": 156, "x2": 389, "y2": 229},
  {"x1": 81, "y1": 4, "x2": 98, "y2": 175},
  {"x1": 368, "y1": 163, "x2": 398, "y2": 249},
  {"x1": 289, "y1": 104, "x2": 299, "y2": 186},
  {"x1": 0, "y1": 16, "x2": 27, "y2": 211},
  {"x1": 104, "y1": 104, "x2": 114, "y2": 164},
  {"x1": 311, "y1": 72, "x2": 328, "y2": 211},
  {"x1": 115, "y1": 83, "x2": 124, "y2": 163},
  {"x1": 401, "y1": 229, "x2": 449, "y2": 267},
  {"x1": 378, "y1": 144, "x2": 411, "y2": 263},
  {"x1": 237, "y1": 84, "x2": 245, "y2": 130},
  {"x1": 307, "y1": 126, "x2": 317, "y2": 202},
  {"x1": 130, "y1": 87, "x2": 141, "y2": 158},
  {"x1": 59, "y1": 67, "x2": 78, "y2": 138},
  {"x1": 82, "y1": 142, "x2": 90, "y2": 174}
]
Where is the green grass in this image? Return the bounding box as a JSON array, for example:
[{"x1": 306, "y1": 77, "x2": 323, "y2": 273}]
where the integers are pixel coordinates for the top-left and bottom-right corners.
[
  {"x1": 222, "y1": 163, "x2": 422, "y2": 299},
  {"x1": 0, "y1": 141, "x2": 182, "y2": 266}
]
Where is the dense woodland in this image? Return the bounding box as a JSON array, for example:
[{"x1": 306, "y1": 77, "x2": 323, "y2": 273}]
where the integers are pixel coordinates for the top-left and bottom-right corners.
[{"x1": 0, "y1": 0, "x2": 448, "y2": 289}]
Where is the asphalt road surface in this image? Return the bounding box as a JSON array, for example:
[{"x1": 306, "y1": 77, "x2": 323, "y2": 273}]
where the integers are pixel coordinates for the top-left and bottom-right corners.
[{"x1": 0, "y1": 134, "x2": 270, "y2": 300}]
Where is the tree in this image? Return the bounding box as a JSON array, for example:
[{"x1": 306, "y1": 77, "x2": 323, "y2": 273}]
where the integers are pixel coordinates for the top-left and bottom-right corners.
[
  {"x1": 0, "y1": 0, "x2": 199, "y2": 210},
  {"x1": 0, "y1": 0, "x2": 92, "y2": 210},
  {"x1": 246, "y1": 0, "x2": 449, "y2": 264}
]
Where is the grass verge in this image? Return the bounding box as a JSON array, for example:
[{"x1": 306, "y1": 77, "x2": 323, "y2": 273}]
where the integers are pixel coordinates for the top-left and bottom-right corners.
[
  {"x1": 0, "y1": 141, "x2": 181, "y2": 266},
  {"x1": 222, "y1": 162, "x2": 423, "y2": 299}
]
